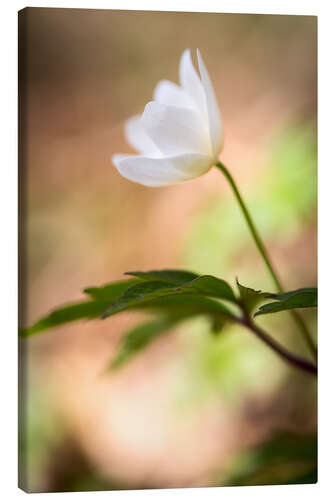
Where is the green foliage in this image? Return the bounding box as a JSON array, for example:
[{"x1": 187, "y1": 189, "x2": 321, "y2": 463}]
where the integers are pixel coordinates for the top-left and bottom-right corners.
[
  {"x1": 102, "y1": 274, "x2": 237, "y2": 319},
  {"x1": 236, "y1": 279, "x2": 271, "y2": 314},
  {"x1": 137, "y1": 294, "x2": 237, "y2": 318},
  {"x1": 224, "y1": 433, "x2": 317, "y2": 486},
  {"x1": 20, "y1": 270, "x2": 239, "y2": 340},
  {"x1": 20, "y1": 301, "x2": 108, "y2": 338},
  {"x1": 127, "y1": 270, "x2": 236, "y2": 301},
  {"x1": 178, "y1": 275, "x2": 236, "y2": 302},
  {"x1": 255, "y1": 288, "x2": 317, "y2": 317},
  {"x1": 125, "y1": 269, "x2": 199, "y2": 284},
  {"x1": 19, "y1": 268, "x2": 317, "y2": 373},
  {"x1": 109, "y1": 318, "x2": 180, "y2": 370},
  {"x1": 101, "y1": 280, "x2": 177, "y2": 318},
  {"x1": 83, "y1": 278, "x2": 139, "y2": 300},
  {"x1": 20, "y1": 279, "x2": 139, "y2": 337}
]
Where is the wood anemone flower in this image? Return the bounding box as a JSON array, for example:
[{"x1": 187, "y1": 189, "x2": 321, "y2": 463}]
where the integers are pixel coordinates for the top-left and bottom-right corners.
[{"x1": 113, "y1": 49, "x2": 223, "y2": 187}]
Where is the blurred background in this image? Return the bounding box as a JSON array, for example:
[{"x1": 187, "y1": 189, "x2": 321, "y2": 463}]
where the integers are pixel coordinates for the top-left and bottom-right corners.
[{"x1": 19, "y1": 8, "x2": 317, "y2": 492}]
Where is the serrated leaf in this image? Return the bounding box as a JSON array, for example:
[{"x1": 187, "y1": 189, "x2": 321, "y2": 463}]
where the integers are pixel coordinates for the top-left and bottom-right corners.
[
  {"x1": 21, "y1": 272, "x2": 240, "y2": 338},
  {"x1": 236, "y1": 279, "x2": 271, "y2": 314},
  {"x1": 254, "y1": 288, "x2": 317, "y2": 317},
  {"x1": 101, "y1": 277, "x2": 238, "y2": 319},
  {"x1": 21, "y1": 284, "x2": 237, "y2": 338},
  {"x1": 268, "y1": 288, "x2": 317, "y2": 304},
  {"x1": 176, "y1": 275, "x2": 236, "y2": 302},
  {"x1": 101, "y1": 280, "x2": 176, "y2": 318},
  {"x1": 125, "y1": 269, "x2": 199, "y2": 284},
  {"x1": 109, "y1": 318, "x2": 180, "y2": 370},
  {"x1": 125, "y1": 270, "x2": 236, "y2": 302}
]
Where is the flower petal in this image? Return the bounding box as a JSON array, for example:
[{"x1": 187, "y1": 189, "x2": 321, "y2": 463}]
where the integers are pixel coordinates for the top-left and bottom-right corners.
[
  {"x1": 153, "y1": 80, "x2": 194, "y2": 110},
  {"x1": 125, "y1": 114, "x2": 161, "y2": 156},
  {"x1": 141, "y1": 101, "x2": 212, "y2": 156},
  {"x1": 196, "y1": 49, "x2": 223, "y2": 159},
  {"x1": 179, "y1": 49, "x2": 207, "y2": 119},
  {"x1": 112, "y1": 153, "x2": 212, "y2": 187}
]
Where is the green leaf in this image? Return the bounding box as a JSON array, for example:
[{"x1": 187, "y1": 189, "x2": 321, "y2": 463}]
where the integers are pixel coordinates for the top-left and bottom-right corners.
[
  {"x1": 137, "y1": 294, "x2": 235, "y2": 318},
  {"x1": 20, "y1": 279, "x2": 139, "y2": 337},
  {"x1": 254, "y1": 288, "x2": 317, "y2": 317},
  {"x1": 21, "y1": 281, "x2": 237, "y2": 338},
  {"x1": 101, "y1": 280, "x2": 176, "y2": 318},
  {"x1": 21, "y1": 272, "x2": 240, "y2": 338},
  {"x1": 125, "y1": 269, "x2": 199, "y2": 284},
  {"x1": 84, "y1": 278, "x2": 139, "y2": 300},
  {"x1": 105, "y1": 272, "x2": 238, "y2": 368},
  {"x1": 20, "y1": 300, "x2": 108, "y2": 338},
  {"x1": 176, "y1": 275, "x2": 236, "y2": 302},
  {"x1": 109, "y1": 318, "x2": 180, "y2": 370},
  {"x1": 236, "y1": 279, "x2": 271, "y2": 314},
  {"x1": 101, "y1": 277, "x2": 237, "y2": 319},
  {"x1": 126, "y1": 270, "x2": 236, "y2": 302}
]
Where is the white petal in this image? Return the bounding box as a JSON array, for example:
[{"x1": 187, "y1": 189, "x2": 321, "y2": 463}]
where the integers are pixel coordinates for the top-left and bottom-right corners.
[
  {"x1": 153, "y1": 80, "x2": 195, "y2": 110},
  {"x1": 141, "y1": 101, "x2": 212, "y2": 157},
  {"x1": 125, "y1": 114, "x2": 160, "y2": 156},
  {"x1": 179, "y1": 49, "x2": 207, "y2": 119},
  {"x1": 197, "y1": 49, "x2": 223, "y2": 159},
  {"x1": 113, "y1": 153, "x2": 212, "y2": 187}
]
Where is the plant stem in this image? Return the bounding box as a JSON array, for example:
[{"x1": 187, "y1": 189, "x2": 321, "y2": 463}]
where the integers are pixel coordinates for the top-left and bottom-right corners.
[
  {"x1": 239, "y1": 316, "x2": 317, "y2": 376},
  {"x1": 215, "y1": 161, "x2": 317, "y2": 360}
]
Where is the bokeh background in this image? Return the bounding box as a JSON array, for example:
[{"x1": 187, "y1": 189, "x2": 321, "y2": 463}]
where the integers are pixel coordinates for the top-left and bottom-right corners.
[{"x1": 19, "y1": 8, "x2": 317, "y2": 492}]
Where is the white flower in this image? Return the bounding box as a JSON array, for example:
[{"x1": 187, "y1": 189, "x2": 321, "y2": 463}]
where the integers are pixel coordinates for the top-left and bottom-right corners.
[{"x1": 112, "y1": 49, "x2": 223, "y2": 187}]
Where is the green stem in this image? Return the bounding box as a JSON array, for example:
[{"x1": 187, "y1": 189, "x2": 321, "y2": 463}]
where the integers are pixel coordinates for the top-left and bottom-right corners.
[{"x1": 215, "y1": 161, "x2": 317, "y2": 360}]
